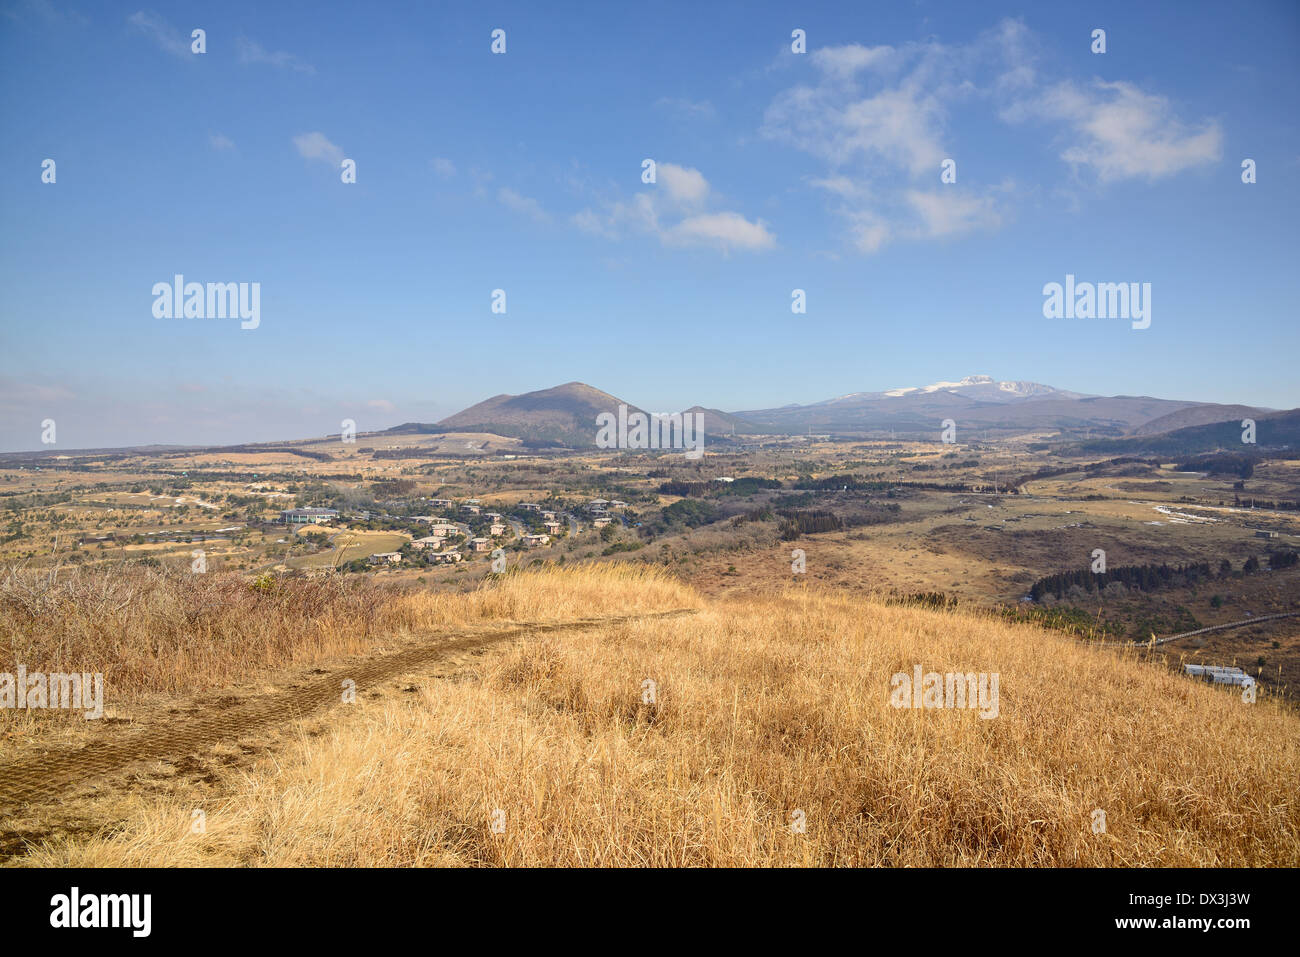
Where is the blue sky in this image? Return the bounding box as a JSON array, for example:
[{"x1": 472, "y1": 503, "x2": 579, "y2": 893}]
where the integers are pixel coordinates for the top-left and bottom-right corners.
[{"x1": 1, "y1": 0, "x2": 1298, "y2": 450}]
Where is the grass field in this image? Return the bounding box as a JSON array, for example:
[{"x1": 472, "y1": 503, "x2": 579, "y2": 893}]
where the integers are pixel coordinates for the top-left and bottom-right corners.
[
  {"x1": 4, "y1": 564, "x2": 1296, "y2": 867},
  {"x1": 284, "y1": 529, "x2": 412, "y2": 570}
]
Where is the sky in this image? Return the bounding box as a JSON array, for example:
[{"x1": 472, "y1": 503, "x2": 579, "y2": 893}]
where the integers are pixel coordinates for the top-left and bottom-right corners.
[{"x1": 1, "y1": 0, "x2": 1298, "y2": 451}]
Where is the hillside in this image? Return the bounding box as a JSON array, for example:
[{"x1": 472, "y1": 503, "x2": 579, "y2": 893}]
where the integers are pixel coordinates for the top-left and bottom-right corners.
[
  {"x1": 1073, "y1": 408, "x2": 1300, "y2": 456},
  {"x1": 399, "y1": 384, "x2": 757, "y2": 448},
  {"x1": 7, "y1": 565, "x2": 1297, "y2": 867},
  {"x1": 736, "y1": 382, "x2": 1218, "y2": 437},
  {"x1": 683, "y1": 406, "x2": 761, "y2": 438},
  {"x1": 431, "y1": 382, "x2": 643, "y2": 447},
  {"x1": 1132, "y1": 403, "x2": 1272, "y2": 436}
]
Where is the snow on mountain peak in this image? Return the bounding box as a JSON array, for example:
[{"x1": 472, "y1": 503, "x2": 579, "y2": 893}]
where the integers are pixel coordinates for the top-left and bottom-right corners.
[
  {"x1": 823, "y1": 376, "x2": 1079, "y2": 406},
  {"x1": 883, "y1": 376, "x2": 1058, "y2": 399}
]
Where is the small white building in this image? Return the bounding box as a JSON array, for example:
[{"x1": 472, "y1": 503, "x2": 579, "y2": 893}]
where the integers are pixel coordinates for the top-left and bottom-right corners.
[
  {"x1": 367, "y1": 551, "x2": 402, "y2": 565},
  {"x1": 281, "y1": 507, "x2": 339, "y2": 525},
  {"x1": 1183, "y1": 664, "x2": 1256, "y2": 687}
]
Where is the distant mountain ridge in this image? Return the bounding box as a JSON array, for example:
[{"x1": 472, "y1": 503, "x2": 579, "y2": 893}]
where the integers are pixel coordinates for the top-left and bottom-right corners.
[
  {"x1": 4, "y1": 377, "x2": 1288, "y2": 457},
  {"x1": 1071, "y1": 408, "x2": 1300, "y2": 456},
  {"x1": 387, "y1": 376, "x2": 1279, "y2": 449},
  {"x1": 733, "y1": 374, "x2": 1266, "y2": 437},
  {"x1": 820, "y1": 375, "x2": 1090, "y2": 405},
  {"x1": 1132, "y1": 404, "x2": 1264, "y2": 436}
]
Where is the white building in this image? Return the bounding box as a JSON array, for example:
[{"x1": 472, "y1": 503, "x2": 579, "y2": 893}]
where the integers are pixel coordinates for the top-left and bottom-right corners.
[{"x1": 1183, "y1": 664, "x2": 1256, "y2": 687}]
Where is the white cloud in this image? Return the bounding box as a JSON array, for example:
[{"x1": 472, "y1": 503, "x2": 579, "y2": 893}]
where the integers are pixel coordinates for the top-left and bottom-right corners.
[
  {"x1": 127, "y1": 11, "x2": 190, "y2": 58},
  {"x1": 904, "y1": 189, "x2": 1003, "y2": 239},
  {"x1": 765, "y1": 19, "x2": 1170, "y2": 254},
  {"x1": 572, "y1": 193, "x2": 658, "y2": 239},
  {"x1": 573, "y1": 163, "x2": 772, "y2": 253},
  {"x1": 767, "y1": 17, "x2": 1218, "y2": 258},
  {"x1": 1010, "y1": 79, "x2": 1222, "y2": 182},
  {"x1": 236, "y1": 37, "x2": 315, "y2": 74},
  {"x1": 810, "y1": 43, "x2": 896, "y2": 80},
  {"x1": 571, "y1": 208, "x2": 611, "y2": 237},
  {"x1": 497, "y1": 187, "x2": 550, "y2": 222},
  {"x1": 844, "y1": 210, "x2": 892, "y2": 254},
  {"x1": 657, "y1": 163, "x2": 710, "y2": 206},
  {"x1": 666, "y1": 212, "x2": 776, "y2": 251},
  {"x1": 763, "y1": 31, "x2": 1000, "y2": 176},
  {"x1": 209, "y1": 133, "x2": 235, "y2": 151},
  {"x1": 430, "y1": 157, "x2": 456, "y2": 177},
  {"x1": 809, "y1": 175, "x2": 868, "y2": 200},
  {"x1": 367, "y1": 399, "x2": 396, "y2": 413},
  {"x1": 293, "y1": 132, "x2": 344, "y2": 167}
]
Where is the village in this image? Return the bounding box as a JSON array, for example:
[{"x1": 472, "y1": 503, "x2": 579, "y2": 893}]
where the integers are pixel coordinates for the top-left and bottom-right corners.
[{"x1": 279, "y1": 496, "x2": 631, "y2": 570}]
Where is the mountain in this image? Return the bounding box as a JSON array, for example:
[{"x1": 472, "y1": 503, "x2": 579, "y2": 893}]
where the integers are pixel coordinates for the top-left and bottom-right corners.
[
  {"x1": 394, "y1": 385, "x2": 761, "y2": 448},
  {"x1": 417, "y1": 382, "x2": 642, "y2": 447},
  {"x1": 1072, "y1": 408, "x2": 1300, "y2": 456},
  {"x1": 391, "y1": 377, "x2": 1281, "y2": 449},
  {"x1": 736, "y1": 375, "x2": 1268, "y2": 438},
  {"x1": 682, "y1": 406, "x2": 761, "y2": 438},
  {"x1": 1131, "y1": 404, "x2": 1268, "y2": 436},
  {"x1": 819, "y1": 375, "x2": 1089, "y2": 405}
]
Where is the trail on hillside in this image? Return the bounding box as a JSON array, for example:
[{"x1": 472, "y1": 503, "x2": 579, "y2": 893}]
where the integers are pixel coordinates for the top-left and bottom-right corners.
[{"x1": 0, "y1": 609, "x2": 695, "y2": 814}]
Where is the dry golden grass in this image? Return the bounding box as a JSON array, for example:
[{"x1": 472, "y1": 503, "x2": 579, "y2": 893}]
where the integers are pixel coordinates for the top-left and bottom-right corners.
[
  {"x1": 15, "y1": 573, "x2": 1299, "y2": 867},
  {"x1": 0, "y1": 562, "x2": 696, "y2": 712}
]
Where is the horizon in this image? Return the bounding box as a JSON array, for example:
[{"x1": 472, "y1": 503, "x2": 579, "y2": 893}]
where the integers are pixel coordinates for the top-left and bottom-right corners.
[
  {"x1": 3, "y1": 0, "x2": 1298, "y2": 450},
  {"x1": 1, "y1": 371, "x2": 1292, "y2": 453}
]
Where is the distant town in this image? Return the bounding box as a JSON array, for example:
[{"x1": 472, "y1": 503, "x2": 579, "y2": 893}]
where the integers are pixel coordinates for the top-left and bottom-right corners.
[{"x1": 276, "y1": 496, "x2": 633, "y2": 570}]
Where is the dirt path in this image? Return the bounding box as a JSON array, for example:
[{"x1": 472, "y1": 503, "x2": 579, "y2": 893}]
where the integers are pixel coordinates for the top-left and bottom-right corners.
[{"x1": 0, "y1": 609, "x2": 695, "y2": 816}]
